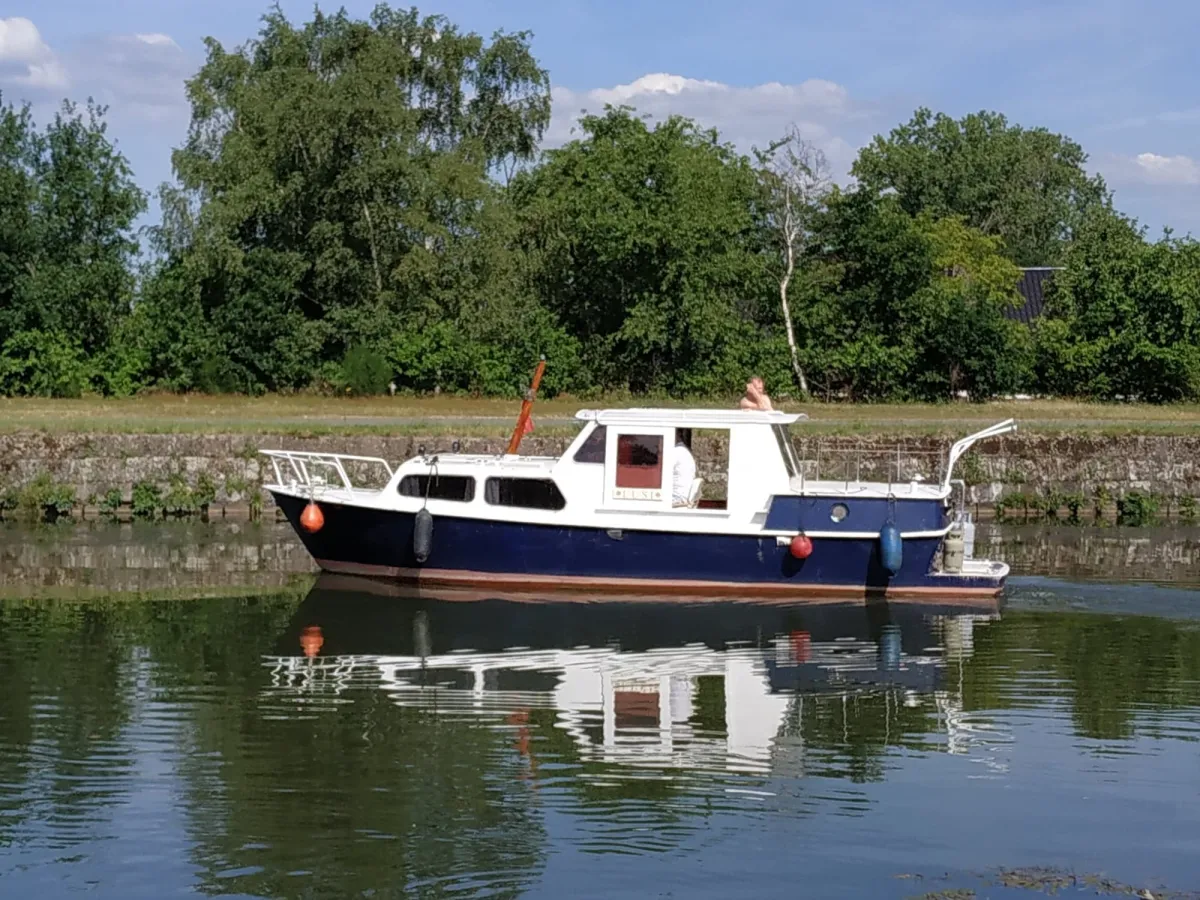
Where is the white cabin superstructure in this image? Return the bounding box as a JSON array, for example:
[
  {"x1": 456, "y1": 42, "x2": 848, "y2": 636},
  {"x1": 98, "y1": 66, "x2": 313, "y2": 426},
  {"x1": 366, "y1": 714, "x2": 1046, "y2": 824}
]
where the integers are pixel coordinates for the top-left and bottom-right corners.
[{"x1": 263, "y1": 409, "x2": 1011, "y2": 539}]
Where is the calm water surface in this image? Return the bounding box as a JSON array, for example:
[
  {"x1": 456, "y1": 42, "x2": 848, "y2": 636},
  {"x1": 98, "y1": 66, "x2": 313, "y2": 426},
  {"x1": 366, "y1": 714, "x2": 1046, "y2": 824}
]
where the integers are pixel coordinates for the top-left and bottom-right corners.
[{"x1": 1, "y1": 523, "x2": 1200, "y2": 898}]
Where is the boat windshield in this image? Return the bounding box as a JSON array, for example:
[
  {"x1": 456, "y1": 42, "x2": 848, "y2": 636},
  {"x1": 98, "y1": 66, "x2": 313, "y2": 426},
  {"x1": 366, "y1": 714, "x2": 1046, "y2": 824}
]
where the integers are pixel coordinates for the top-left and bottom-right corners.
[{"x1": 772, "y1": 424, "x2": 801, "y2": 478}]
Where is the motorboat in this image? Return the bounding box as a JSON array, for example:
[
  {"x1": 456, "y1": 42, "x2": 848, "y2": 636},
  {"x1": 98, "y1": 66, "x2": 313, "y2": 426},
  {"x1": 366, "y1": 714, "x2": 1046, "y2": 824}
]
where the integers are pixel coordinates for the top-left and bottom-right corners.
[{"x1": 263, "y1": 383, "x2": 1014, "y2": 600}]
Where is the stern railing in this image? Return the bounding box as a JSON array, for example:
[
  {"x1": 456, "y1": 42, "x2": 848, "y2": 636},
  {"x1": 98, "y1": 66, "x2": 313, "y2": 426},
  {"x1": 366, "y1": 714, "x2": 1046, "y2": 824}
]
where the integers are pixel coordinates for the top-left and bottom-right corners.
[{"x1": 785, "y1": 418, "x2": 1017, "y2": 495}]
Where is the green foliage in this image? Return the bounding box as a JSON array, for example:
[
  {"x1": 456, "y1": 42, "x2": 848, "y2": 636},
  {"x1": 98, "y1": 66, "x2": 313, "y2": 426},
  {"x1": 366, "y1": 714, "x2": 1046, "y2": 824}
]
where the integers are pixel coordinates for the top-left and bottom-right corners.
[
  {"x1": 98, "y1": 488, "x2": 123, "y2": 519},
  {"x1": 91, "y1": 330, "x2": 152, "y2": 398},
  {"x1": 851, "y1": 107, "x2": 1108, "y2": 265},
  {"x1": 136, "y1": 4, "x2": 552, "y2": 395},
  {"x1": 912, "y1": 216, "x2": 1031, "y2": 399},
  {"x1": 957, "y1": 451, "x2": 986, "y2": 487},
  {"x1": 996, "y1": 490, "x2": 1086, "y2": 522},
  {"x1": 0, "y1": 330, "x2": 91, "y2": 397},
  {"x1": 798, "y1": 192, "x2": 1030, "y2": 400},
  {"x1": 386, "y1": 316, "x2": 580, "y2": 397},
  {"x1": 1034, "y1": 208, "x2": 1200, "y2": 402},
  {"x1": 994, "y1": 493, "x2": 1028, "y2": 522},
  {"x1": 17, "y1": 474, "x2": 76, "y2": 522},
  {"x1": 131, "y1": 481, "x2": 164, "y2": 519},
  {"x1": 1116, "y1": 490, "x2": 1161, "y2": 527},
  {"x1": 1029, "y1": 492, "x2": 1059, "y2": 521},
  {"x1": 1179, "y1": 496, "x2": 1198, "y2": 524},
  {"x1": 164, "y1": 476, "x2": 198, "y2": 518},
  {"x1": 339, "y1": 346, "x2": 392, "y2": 396},
  {"x1": 224, "y1": 469, "x2": 264, "y2": 519},
  {"x1": 135, "y1": 475, "x2": 217, "y2": 520},
  {"x1": 247, "y1": 488, "x2": 264, "y2": 521},
  {"x1": 0, "y1": 11, "x2": 1192, "y2": 404},
  {"x1": 0, "y1": 97, "x2": 144, "y2": 357},
  {"x1": 1002, "y1": 464, "x2": 1028, "y2": 486},
  {"x1": 1062, "y1": 492, "x2": 1086, "y2": 525},
  {"x1": 193, "y1": 473, "x2": 217, "y2": 510},
  {"x1": 510, "y1": 107, "x2": 771, "y2": 395}
]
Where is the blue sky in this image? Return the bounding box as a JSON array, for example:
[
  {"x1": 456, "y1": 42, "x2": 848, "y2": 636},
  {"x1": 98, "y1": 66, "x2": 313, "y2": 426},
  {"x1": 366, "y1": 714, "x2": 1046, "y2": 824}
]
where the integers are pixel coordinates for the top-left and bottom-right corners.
[{"x1": 2, "y1": 0, "x2": 1198, "y2": 242}]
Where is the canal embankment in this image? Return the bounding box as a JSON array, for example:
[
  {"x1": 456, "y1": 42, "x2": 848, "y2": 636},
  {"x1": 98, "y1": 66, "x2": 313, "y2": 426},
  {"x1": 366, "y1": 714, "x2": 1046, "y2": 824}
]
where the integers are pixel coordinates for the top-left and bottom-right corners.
[{"x1": 2, "y1": 428, "x2": 1200, "y2": 525}]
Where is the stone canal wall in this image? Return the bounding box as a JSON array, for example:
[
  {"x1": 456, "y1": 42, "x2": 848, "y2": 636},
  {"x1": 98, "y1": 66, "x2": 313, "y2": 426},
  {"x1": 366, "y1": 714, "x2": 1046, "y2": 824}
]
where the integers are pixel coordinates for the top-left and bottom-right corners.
[
  {"x1": 0, "y1": 521, "x2": 316, "y2": 597},
  {"x1": 1, "y1": 430, "x2": 1199, "y2": 519}
]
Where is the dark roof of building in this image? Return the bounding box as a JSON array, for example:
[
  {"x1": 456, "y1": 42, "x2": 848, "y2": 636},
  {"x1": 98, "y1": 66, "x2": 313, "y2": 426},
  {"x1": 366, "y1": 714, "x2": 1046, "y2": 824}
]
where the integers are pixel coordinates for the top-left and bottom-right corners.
[{"x1": 1006, "y1": 267, "x2": 1061, "y2": 325}]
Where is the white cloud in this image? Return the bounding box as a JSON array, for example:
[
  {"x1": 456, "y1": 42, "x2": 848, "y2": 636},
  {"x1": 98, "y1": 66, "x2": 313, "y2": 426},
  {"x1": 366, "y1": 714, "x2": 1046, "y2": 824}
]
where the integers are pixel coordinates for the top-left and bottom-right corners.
[
  {"x1": 1132, "y1": 152, "x2": 1200, "y2": 186},
  {"x1": 77, "y1": 33, "x2": 192, "y2": 124},
  {"x1": 0, "y1": 17, "x2": 67, "y2": 89},
  {"x1": 0, "y1": 17, "x2": 51, "y2": 65},
  {"x1": 1103, "y1": 152, "x2": 1200, "y2": 187},
  {"x1": 0, "y1": 20, "x2": 192, "y2": 126},
  {"x1": 586, "y1": 73, "x2": 728, "y2": 104},
  {"x1": 134, "y1": 34, "x2": 178, "y2": 48},
  {"x1": 549, "y1": 72, "x2": 874, "y2": 180}
]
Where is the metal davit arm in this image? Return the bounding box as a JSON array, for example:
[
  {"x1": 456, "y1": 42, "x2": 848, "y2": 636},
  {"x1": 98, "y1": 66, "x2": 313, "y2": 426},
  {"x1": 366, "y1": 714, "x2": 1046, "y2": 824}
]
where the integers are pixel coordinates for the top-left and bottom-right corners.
[{"x1": 941, "y1": 419, "x2": 1017, "y2": 492}]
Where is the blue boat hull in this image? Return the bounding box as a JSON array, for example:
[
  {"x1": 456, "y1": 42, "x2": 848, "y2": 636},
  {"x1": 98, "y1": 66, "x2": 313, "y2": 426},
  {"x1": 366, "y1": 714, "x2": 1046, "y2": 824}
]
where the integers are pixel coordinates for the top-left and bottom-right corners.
[{"x1": 271, "y1": 493, "x2": 1003, "y2": 598}]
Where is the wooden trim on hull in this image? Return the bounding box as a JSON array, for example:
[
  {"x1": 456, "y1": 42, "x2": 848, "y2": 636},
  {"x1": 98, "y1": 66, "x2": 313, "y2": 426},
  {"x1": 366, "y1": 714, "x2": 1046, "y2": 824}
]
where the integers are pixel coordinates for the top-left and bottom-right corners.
[{"x1": 313, "y1": 559, "x2": 1005, "y2": 602}]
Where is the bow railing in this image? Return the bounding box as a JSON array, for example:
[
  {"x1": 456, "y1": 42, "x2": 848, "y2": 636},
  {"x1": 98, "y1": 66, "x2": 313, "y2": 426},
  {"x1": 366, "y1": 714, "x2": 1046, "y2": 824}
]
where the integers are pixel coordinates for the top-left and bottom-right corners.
[{"x1": 261, "y1": 450, "x2": 394, "y2": 493}]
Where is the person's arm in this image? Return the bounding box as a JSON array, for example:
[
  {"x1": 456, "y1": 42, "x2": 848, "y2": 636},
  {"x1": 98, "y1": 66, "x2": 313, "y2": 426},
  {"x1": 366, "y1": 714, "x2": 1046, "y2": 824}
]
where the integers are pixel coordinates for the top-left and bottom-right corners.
[{"x1": 742, "y1": 382, "x2": 761, "y2": 409}]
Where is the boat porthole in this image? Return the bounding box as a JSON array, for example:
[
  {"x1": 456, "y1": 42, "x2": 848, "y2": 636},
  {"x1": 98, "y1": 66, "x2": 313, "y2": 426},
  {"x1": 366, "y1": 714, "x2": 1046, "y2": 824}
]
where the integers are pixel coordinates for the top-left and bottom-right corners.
[{"x1": 830, "y1": 503, "x2": 849, "y2": 523}]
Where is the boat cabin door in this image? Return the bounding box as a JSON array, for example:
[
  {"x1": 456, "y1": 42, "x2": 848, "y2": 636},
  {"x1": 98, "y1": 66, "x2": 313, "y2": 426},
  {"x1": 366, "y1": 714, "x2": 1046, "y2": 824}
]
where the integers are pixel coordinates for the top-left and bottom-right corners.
[{"x1": 601, "y1": 425, "x2": 678, "y2": 511}]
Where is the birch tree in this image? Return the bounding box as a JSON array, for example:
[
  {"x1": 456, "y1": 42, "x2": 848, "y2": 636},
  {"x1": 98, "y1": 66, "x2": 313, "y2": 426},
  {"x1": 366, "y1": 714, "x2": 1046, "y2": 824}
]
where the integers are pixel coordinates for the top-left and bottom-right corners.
[
  {"x1": 755, "y1": 126, "x2": 831, "y2": 397},
  {"x1": 150, "y1": 4, "x2": 552, "y2": 393}
]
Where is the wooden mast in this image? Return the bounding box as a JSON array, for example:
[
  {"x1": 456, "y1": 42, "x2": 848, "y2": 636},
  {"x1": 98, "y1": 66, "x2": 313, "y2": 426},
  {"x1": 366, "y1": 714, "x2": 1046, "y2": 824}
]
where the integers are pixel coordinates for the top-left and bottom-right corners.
[{"x1": 505, "y1": 356, "x2": 546, "y2": 455}]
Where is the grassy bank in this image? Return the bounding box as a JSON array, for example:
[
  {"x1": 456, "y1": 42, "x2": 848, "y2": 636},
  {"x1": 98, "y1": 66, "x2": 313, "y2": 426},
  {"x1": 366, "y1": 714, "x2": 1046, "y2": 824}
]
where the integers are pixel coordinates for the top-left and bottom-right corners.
[{"x1": 1, "y1": 395, "x2": 1199, "y2": 436}]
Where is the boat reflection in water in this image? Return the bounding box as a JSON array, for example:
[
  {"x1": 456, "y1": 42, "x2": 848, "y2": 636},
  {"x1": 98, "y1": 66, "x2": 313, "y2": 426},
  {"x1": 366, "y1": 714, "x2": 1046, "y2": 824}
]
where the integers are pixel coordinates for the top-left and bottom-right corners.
[{"x1": 265, "y1": 575, "x2": 1003, "y2": 778}]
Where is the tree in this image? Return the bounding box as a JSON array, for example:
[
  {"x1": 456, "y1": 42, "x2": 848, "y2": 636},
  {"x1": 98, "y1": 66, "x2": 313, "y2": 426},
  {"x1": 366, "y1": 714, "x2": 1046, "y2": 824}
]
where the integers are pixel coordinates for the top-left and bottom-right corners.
[
  {"x1": 852, "y1": 108, "x2": 1109, "y2": 266},
  {"x1": 0, "y1": 96, "x2": 144, "y2": 396},
  {"x1": 799, "y1": 188, "x2": 931, "y2": 400},
  {"x1": 0, "y1": 97, "x2": 39, "y2": 342},
  {"x1": 911, "y1": 216, "x2": 1028, "y2": 400},
  {"x1": 1033, "y1": 208, "x2": 1200, "y2": 402},
  {"x1": 143, "y1": 3, "x2": 553, "y2": 393},
  {"x1": 28, "y1": 101, "x2": 146, "y2": 356},
  {"x1": 754, "y1": 126, "x2": 832, "y2": 397},
  {"x1": 798, "y1": 187, "x2": 1028, "y2": 401},
  {"x1": 510, "y1": 107, "x2": 773, "y2": 394}
]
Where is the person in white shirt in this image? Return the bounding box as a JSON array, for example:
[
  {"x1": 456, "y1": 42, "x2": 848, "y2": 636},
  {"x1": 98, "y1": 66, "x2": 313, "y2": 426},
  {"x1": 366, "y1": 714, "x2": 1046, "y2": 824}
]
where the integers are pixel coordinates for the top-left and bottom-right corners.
[{"x1": 672, "y1": 428, "x2": 697, "y2": 507}]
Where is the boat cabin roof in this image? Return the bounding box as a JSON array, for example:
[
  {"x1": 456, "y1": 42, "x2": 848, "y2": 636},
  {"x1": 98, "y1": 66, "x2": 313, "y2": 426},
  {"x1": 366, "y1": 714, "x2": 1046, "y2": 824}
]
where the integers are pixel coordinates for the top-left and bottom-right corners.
[{"x1": 575, "y1": 408, "x2": 808, "y2": 428}]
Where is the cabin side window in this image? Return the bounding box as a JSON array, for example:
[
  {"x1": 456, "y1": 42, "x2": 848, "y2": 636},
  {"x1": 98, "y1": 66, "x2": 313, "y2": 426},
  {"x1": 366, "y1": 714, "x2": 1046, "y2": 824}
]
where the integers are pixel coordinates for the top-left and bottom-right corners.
[
  {"x1": 398, "y1": 474, "x2": 476, "y2": 502},
  {"x1": 573, "y1": 425, "x2": 607, "y2": 464},
  {"x1": 484, "y1": 477, "x2": 567, "y2": 511},
  {"x1": 615, "y1": 434, "x2": 664, "y2": 489}
]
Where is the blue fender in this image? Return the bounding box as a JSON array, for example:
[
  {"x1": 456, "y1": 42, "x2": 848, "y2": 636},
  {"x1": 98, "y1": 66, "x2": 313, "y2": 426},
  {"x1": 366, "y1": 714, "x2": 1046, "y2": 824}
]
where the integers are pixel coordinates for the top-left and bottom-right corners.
[{"x1": 879, "y1": 523, "x2": 902, "y2": 576}]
